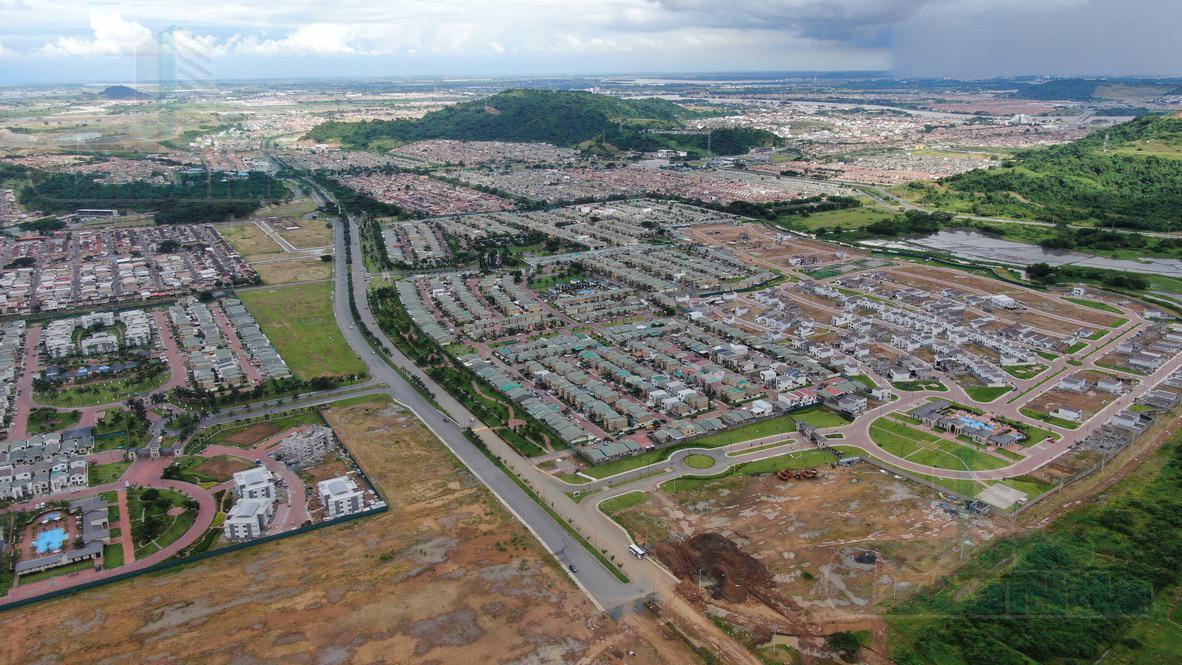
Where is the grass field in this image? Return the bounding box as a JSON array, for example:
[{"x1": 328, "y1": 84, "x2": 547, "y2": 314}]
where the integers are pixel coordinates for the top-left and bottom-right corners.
[
  {"x1": 785, "y1": 205, "x2": 896, "y2": 231},
  {"x1": 1003, "y1": 364, "x2": 1047, "y2": 380},
  {"x1": 684, "y1": 454, "x2": 715, "y2": 469},
  {"x1": 1065, "y1": 296, "x2": 1124, "y2": 314},
  {"x1": 35, "y1": 369, "x2": 171, "y2": 408},
  {"x1": 581, "y1": 416, "x2": 797, "y2": 479},
  {"x1": 790, "y1": 405, "x2": 851, "y2": 428},
  {"x1": 253, "y1": 257, "x2": 333, "y2": 285},
  {"x1": 1020, "y1": 406, "x2": 1081, "y2": 429},
  {"x1": 964, "y1": 386, "x2": 1012, "y2": 403},
  {"x1": 869, "y1": 417, "x2": 1009, "y2": 471},
  {"x1": 598, "y1": 491, "x2": 649, "y2": 515},
  {"x1": 26, "y1": 407, "x2": 80, "y2": 434},
  {"x1": 891, "y1": 380, "x2": 947, "y2": 392},
  {"x1": 90, "y1": 461, "x2": 132, "y2": 486},
  {"x1": 127, "y1": 487, "x2": 196, "y2": 559},
  {"x1": 237, "y1": 281, "x2": 365, "y2": 379},
  {"x1": 217, "y1": 222, "x2": 283, "y2": 258}
]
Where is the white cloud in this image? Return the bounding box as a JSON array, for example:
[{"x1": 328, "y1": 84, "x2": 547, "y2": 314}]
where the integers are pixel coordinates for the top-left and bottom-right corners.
[
  {"x1": 39, "y1": 10, "x2": 154, "y2": 56},
  {"x1": 235, "y1": 24, "x2": 374, "y2": 56}
]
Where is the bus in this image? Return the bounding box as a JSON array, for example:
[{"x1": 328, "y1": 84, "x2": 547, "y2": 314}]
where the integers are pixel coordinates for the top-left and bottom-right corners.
[{"x1": 629, "y1": 544, "x2": 647, "y2": 559}]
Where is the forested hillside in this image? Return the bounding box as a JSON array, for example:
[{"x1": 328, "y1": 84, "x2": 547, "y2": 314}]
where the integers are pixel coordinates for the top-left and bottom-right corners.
[
  {"x1": 307, "y1": 89, "x2": 780, "y2": 156},
  {"x1": 890, "y1": 433, "x2": 1182, "y2": 665},
  {"x1": 923, "y1": 115, "x2": 1182, "y2": 230}
]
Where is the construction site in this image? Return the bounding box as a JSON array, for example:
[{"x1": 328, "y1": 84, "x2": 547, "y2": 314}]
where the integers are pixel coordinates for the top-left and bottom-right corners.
[{"x1": 605, "y1": 461, "x2": 1004, "y2": 662}]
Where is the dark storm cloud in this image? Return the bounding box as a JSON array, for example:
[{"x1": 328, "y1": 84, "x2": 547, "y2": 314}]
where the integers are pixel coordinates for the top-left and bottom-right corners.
[
  {"x1": 892, "y1": 0, "x2": 1182, "y2": 76},
  {"x1": 654, "y1": 0, "x2": 934, "y2": 45}
]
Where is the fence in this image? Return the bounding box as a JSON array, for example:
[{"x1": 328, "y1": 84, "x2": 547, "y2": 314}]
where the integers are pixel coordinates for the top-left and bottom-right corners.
[{"x1": 0, "y1": 503, "x2": 386, "y2": 614}]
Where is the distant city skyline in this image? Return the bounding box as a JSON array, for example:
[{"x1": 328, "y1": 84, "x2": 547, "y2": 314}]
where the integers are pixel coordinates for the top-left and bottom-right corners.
[{"x1": 0, "y1": 0, "x2": 1176, "y2": 83}]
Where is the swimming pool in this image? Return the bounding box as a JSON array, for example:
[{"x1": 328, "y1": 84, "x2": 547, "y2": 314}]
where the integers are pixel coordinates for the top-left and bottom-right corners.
[
  {"x1": 32, "y1": 527, "x2": 67, "y2": 554},
  {"x1": 40, "y1": 511, "x2": 62, "y2": 524},
  {"x1": 957, "y1": 416, "x2": 995, "y2": 432}
]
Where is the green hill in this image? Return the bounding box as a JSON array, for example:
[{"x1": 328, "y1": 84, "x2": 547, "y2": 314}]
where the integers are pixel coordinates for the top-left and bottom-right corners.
[
  {"x1": 306, "y1": 89, "x2": 779, "y2": 156},
  {"x1": 914, "y1": 114, "x2": 1182, "y2": 230},
  {"x1": 98, "y1": 85, "x2": 150, "y2": 100}
]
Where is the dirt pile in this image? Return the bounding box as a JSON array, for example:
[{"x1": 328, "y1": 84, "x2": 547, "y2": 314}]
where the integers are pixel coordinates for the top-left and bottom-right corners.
[{"x1": 656, "y1": 532, "x2": 774, "y2": 603}]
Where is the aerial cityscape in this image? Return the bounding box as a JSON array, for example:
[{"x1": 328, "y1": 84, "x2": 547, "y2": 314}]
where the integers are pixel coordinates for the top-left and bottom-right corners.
[{"x1": 0, "y1": 1, "x2": 1179, "y2": 664}]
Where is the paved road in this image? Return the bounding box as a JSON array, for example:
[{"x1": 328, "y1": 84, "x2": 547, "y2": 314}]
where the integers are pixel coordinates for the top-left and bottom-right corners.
[
  {"x1": 2, "y1": 474, "x2": 216, "y2": 604},
  {"x1": 329, "y1": 217, "x2": 656, "y2": 612}
]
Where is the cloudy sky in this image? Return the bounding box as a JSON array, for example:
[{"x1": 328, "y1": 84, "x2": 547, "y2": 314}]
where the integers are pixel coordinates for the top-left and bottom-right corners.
[{"x1": 0, "y1": 0, "x2": 1175, "y2": 83}]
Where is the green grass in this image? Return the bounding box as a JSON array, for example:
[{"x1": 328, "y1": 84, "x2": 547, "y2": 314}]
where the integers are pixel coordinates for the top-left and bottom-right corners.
[
  {"x1": 869, "y1": 418, "x2": 1009, "y2": 471},
  {"x1": 850, "y1": 374, "x2": 877, "y2": 389},
  {"x1": 790, "y1": 406, "x2": 851, "y2": 428},
  {"x1": 1066, "y1": 341, "x2": 1088, "y2": 354},
  {"x1": 964, "y1": 386, "x2": 1012, "y2": 403},
  {"x1": 582, "y1": 415, "x2": 798, "y2": 479},
  {"x1": 127, "y1": 488, "x2": 197, "y2": 559},
  {"x1": 90, "y1": 461, "x2": 132, "y2": 486},
  {"x1": 726, "y1": 441, "x2": 790, "y2": 456},
  {"x1": 598, "y1": 491, "x2": 649, "y2": 514},
  {"x1": 691, "y1": 415, "x2": 796, "y2": 447},
  {"x1": 26, "y1": 407, "x2": 81, "y2": 434},
  {"x1": 886, "y1": 426, "x2": 1182, "y2": 664},
  {"x1": 34, "y1": 369, "x2": 170, "y2": 407},
  {"x1": 684, "y1": 454, "x2": 715, "y2": 469},
  {"x1": 996, "y1": 415, "x2": 1061, "y2": 444},
  {"x1": 660, "y1": 449, "x2": 841, "y2": 493},
  {"x1": 1000, "y1": 475, "x2": 1055, "y2": 498},
  {"x1": 238, "y1": 281, "x2": 366, "y2": 379},
  {"x1": 1002, "y1": 364, "x2": 1047, "y2": 380},
  {"x1": 891, "y1": 380, "x2": 947, "y2": 392},
  {"x1": 102, "y1": 543, "x2": 124, "y2": 569},
  {"x1": 1020, "y1": 407, "x2": 1081, "y2": 429},
  {"x1": 784, "y1": 205, "x2": 896, "y2": 231},
  {"x1": 1065, "y1": 296, "x2": 1124, "y2": 314}
]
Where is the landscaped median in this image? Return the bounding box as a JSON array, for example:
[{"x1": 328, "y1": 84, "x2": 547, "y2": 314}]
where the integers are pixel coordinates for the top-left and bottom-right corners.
[{"x1": 572, "y1": 407, "x2": 850, "y2": 482}]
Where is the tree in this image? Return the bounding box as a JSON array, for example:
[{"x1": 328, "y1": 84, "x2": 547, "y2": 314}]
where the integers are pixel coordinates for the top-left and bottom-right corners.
[
  {"x1": 826, "y1": 632, "x2": 861, "y2": 663},
  {"x1": 1026, "y1": 262, "x2": 1057, "y2": 284}
]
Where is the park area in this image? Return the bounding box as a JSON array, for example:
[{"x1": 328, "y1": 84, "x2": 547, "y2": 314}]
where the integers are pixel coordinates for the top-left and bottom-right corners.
[
  {"x1": 237, "y1": 281, "x2": 366, "y2": 380},
  {"x1": 869, "y1": 415, "x2": 1011, "y2": 472},
  {"x1": 0, "y1": 396, "x2": 693, "y2": 664}
]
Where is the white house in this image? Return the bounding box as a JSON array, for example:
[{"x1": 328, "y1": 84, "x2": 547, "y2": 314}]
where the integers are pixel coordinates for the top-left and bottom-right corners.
[
  {"x1": 319, "y1": 476, "x2": 364, "y2": 519},
  {"x1": 233, "y1": 467, "x2": 276, "y2": 501},
  {"x1": 223, "y1": 498, "x2": 274, "y2": 540}
]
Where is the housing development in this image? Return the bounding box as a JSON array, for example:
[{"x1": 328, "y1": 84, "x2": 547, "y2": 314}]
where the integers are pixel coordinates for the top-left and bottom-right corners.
[{"x1": 0, "y1": 69, "x2": 1179, "y2": 665}]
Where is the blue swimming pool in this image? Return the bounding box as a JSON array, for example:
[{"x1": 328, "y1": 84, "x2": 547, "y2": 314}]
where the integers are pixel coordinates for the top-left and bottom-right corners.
[
  {"x1": 33, "y1": 527, "x2": 67, "y2": 554},
  {"x1": 957, "y1": 416, "x2": 995, "y2": 432}
]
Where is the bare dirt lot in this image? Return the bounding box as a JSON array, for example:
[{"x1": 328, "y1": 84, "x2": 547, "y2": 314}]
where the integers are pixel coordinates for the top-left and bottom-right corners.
[
  {"x1": 1027, "y1": 385, "x2": 1115, "y2": 419},
  {"x1": 0, "y1": 397, "x2": 694, "y2": 664},
  {"x1": 218, "y1": 422, "x2": 284, "y2": 447},
  {"x1": 607, "y1": 465, "x2": 1003, "y2": 661},
  {"x1": 192, "y1": 455, "x2": 254, "y2": 481},
  {"x1": 254, "y1": 257, "x2": 334, "y2": 285}
]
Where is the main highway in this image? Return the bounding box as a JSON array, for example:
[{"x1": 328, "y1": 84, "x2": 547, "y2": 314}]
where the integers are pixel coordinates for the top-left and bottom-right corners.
[{"x1": 326, "y1": 212, "x2": 669, "y2": 613}]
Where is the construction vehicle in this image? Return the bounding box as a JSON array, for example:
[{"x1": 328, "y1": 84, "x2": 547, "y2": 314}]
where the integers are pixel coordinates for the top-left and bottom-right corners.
[{"x1": 777, "y1": 468, "x2": 819, "y2": 481}]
